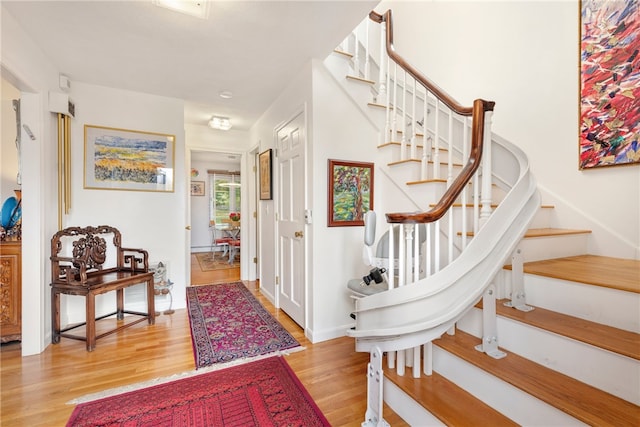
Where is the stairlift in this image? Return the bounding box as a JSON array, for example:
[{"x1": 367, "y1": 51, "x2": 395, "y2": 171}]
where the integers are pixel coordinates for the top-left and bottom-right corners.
[{"x1": 347, "y1": 211, "x2": 426, "y2": 297}]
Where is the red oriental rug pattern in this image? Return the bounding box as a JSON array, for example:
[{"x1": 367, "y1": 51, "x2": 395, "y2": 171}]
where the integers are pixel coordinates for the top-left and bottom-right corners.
[
  {"x1": 186, "y1": 282, "x2": 301, "y2": 368},
  {"x1": 66, "y1": 356, "x2": 330, "y2": 427}
]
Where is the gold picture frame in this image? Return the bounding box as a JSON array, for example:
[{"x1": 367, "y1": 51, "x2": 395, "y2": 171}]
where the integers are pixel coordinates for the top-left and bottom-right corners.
[
  {"x1": 84, "y1": 125, "x2": 175, "y2": 192},
  {"x1": 259, "y1": 149, "x2": 272, "y2": 200},
  {"x1": 190, "y1": 181, "x2": 205, "y2": 196}
]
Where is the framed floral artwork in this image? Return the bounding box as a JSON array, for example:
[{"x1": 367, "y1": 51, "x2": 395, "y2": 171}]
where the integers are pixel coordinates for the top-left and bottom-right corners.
[{"x1": 328, "y1": 159, "x2": 373, "y2": 227}]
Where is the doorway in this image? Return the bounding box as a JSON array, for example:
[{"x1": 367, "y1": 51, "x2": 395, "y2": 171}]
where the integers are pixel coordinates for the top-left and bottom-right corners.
[{"x1": 188, "y1": 150, "x2": 244, "y2": 284}]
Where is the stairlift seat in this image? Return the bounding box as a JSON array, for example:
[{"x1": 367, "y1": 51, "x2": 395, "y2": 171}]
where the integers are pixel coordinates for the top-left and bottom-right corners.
[{"x1": 347, "y1": 211, "x2": 426, "y2": 296}]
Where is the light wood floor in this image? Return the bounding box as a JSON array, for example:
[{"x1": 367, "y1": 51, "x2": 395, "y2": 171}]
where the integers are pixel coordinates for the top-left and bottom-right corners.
[{"x1": 0, "y1": 254, "x2": 407, "y2": 426}]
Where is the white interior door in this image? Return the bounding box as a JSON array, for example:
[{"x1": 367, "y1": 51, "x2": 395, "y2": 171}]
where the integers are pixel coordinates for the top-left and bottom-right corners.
[{"x1": 276, "y1": 111, "x2": 306, "y2": 327}]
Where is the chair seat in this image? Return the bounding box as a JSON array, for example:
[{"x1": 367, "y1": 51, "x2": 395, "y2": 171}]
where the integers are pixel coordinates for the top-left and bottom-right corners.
[{"x1": 347, "y1": 278, "x2": 387, "y2": 296}]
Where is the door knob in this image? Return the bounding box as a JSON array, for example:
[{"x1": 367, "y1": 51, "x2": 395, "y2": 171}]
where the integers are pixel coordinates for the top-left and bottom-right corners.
[
  {"x1": 185, "y1": 225, "x2": 191, "y2": 230},
  {"x1": 294, "y1": 231, "x2": 303, "y2": 238}
]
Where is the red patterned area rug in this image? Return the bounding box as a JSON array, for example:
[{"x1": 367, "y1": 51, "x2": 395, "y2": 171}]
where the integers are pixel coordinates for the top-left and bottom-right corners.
[
  {"x1": 187, "y1": 282, "x2": 302, "y2": 368},
  {"x1": 66, "y1": 356, "x2": 330, "y2": 427}
]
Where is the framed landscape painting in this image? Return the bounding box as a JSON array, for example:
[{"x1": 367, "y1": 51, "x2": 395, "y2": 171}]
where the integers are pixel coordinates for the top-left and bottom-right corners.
[
  {"x1": 84, "y1": 125, "x2": 175, "y2": 192},
  {"x1": 328, "y1": 159, "x2": 373, "y2": 227},
  {"x1": 579, "y1": 0, "x2": 640, "y2": 169}
]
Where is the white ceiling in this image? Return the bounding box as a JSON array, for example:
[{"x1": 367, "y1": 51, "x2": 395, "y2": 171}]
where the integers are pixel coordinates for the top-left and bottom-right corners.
[{"x1": 3, "y1": 0, "x2": 377, "y2": 132}]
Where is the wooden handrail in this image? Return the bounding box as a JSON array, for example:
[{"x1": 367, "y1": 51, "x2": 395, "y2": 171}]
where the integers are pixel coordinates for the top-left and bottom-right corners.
[{"x1": 370, "y1": 9, "x2": 495, "y2": 224}]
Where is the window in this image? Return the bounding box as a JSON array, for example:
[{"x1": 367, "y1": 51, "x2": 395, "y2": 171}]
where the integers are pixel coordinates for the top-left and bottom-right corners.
[{"x1": 208, "y1": 171, "x2": 241, "y2": 224}]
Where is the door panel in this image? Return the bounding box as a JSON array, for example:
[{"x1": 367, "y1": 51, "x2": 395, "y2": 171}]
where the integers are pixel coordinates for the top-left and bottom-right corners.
[{"x1": 277, "y1": 112, "x2": 305, "y2": 326}]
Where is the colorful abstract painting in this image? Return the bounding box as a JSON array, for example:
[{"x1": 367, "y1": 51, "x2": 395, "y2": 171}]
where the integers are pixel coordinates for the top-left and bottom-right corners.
[
  {"x1": 580, "y1": 0, "x2": 640, "y2": 169},
  {"x1": 84, "y1": 125, "x2": 175, "y2": 192}
]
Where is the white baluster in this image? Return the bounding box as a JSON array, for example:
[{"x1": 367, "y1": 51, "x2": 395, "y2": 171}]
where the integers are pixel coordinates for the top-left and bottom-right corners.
[
  {"x1": 434, "y1": 219, "x2": 441, "y2": 273},
  {"x1": 378, "y1": 22, "x2": 386, "y2": 100},
  {"x1": 461, "y1": 118, "x2": 470, "y2": 250},
  {"x1": 421, "y1": 96, "x2": 429, "y2": 180},
  {"x1": 425, "y1": 222, "x2": 432, "y2": 277},
  {"x1": 423, "y1": 342, "x2": 433, "y2": 376},
  {"x1": 447, "y1": 112, "x2": 454, "y2": 186},
  {"x1": 400, "y1": 70, "x2": 407, "y2": 161},
  {"x1": 353, "y1": 29, "x2": 360, "y2": 77},
  {"x1": 479, "y1": 111, "x2": 494, "y2": 228},
  {"x1": 412, "y1": 345, "x2": 421, "y2": 378},
  {"x1": 410, "y1": 77, "x2": 417, "y2": 159},
  {"x1": 364, "y1": 20, "x2": 370, "y2": 81},
  {"x1": 398, "y1": 224, "x2": 405, "y2": 287},
  {"x1": 383, "y1": 54, "x2": 391, "y2": 145},
  {"x1": 387, "y1": 224, "x2": 395, "y2": 289},
  {"x1": 433, "y1": 100, "x2": 440, "y2": 179},
  {"x1": 413, "y1": 223, "x2": 420, "y2": 282},
  {"x1": 396, "y1": 347, "x2": 405, "y2": 376},
  {"x1": 392, "y1": 64, "x2": 398, "y2": 142}
]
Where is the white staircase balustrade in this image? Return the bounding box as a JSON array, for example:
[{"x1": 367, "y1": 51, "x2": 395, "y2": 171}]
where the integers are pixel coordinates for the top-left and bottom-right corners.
[{"x1": 334, "y1": 10, "x2": 541, "y2": 425}]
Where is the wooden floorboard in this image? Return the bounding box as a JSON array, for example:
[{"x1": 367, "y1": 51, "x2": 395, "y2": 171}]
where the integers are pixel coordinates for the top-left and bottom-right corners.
[
  {"x1": 435, "y1": 330, "x2": 640, "y2": 427},
  {"x1": 505, "y1": 254, "x2": 640, "y2": 293},
  {"x1": 0, "y1": 258, "x2": 408, "y2": 427}
]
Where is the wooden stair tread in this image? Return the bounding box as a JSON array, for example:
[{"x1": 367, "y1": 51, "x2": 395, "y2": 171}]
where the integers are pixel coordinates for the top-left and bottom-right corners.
[
  {"x1": 385, "y1": 369, "x2": 518, "y2": 426},
  {"x1": 333, "y1": 48, "x2": 352, "y2": 58},
  {"x1": 504, "y1": 255, "x2": 640, "y2": 294},
  {"x1": 407, "y1": 178, "x2": 447, "y2": 185},
  {"x1": 492, "y1": 299, "x2": 640, "y2": 360},
  {"x1": 461, "y1": 227, "x2": 591, "y2": 238},
  {"x1": 346, "y1": 74, "x2": 375, "y2": 85},
  {"x1": 435, "y1": 330, "x2": 640, "y2": 426},
  {"x1": 388, "y1": 159, "x2": 421, "y2": 166},
  {"x1": 523, "y1": 227, "x2": 592, "y2": 238}
]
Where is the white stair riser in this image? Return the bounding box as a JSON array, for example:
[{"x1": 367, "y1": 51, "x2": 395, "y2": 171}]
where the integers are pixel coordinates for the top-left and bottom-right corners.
[
  {"x1": 432, "y1": 345, "x2": 587, "y2": 426},
  {"x1": 515, "y1": 233, "x2": 590, "y2": 262},
  {"x1": 384, "y1": 380, "x2": 445, "y2": 426},
  {"x1": 457, "y1": 308, "x2": 640, "y2": 404},
  {"x1": 518, "y1": 274, "x2": 640, "y2": 333}
]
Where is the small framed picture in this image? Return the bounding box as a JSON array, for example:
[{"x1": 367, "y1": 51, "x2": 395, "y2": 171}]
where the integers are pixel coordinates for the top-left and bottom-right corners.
[
  {"x1": 259, "y1": 149, "x2": 273, "y2": 200},
  {"x1": 190, "y1": 181, "x2": 205, "y2": 196}
]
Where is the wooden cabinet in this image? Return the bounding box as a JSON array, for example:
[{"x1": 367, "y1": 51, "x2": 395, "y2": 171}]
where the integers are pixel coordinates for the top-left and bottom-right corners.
[{"x1": 0, "y1": 240, "x2": 21, "y2": 343}]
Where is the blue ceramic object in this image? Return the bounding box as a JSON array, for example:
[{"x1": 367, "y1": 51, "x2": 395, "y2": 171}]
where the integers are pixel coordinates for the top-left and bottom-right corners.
[{"x1": 0, "y1": 197, "x2": 21, "y2": 229}]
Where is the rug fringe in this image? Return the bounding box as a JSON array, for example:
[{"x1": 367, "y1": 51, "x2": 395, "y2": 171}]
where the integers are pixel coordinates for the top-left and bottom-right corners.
[{"x1": 66, "y1": 347, "x2": 306, "y2": 405}]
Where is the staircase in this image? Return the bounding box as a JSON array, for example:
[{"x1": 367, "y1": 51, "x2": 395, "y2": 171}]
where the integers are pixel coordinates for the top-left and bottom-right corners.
[{"x1": 325, "y1": 9, "x2": 640, "y2": 426}]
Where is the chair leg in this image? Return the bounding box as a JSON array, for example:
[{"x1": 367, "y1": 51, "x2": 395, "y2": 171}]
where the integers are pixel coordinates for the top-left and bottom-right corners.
[
  {"x1": 86, "y1": 294, "x2": 96, "y2": 352},
  {"x1": 51, "y1": 290, "x2": 61, "y2": 344}
]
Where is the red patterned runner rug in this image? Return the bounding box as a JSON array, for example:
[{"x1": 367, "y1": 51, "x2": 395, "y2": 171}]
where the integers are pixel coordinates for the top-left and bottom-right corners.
[
  {"x1": 187, "y1": 282, "x2": 302, "y2": 368},
  {"x1": 66, "y1": 356, "x2": 330, "y2": 426}
]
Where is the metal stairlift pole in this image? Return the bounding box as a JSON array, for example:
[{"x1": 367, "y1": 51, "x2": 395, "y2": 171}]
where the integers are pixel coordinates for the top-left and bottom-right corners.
[
  {"x1": 362, "y1": 347, "x2": 390, "y2": 427},
  {"x1": 503, "y1": 248, "x2": 535, "y2": 312},
  {"x1": 475, "y1": 284, "x2": 507, "y2": 359}
]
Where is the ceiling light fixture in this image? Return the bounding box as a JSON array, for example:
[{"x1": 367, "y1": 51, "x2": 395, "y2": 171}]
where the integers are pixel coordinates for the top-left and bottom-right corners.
[
  {"x1": 219, "y1": 91, "x2": 233, "y2": 99},
  {"x1": 152, "y1": 0, "x2": 210, "y2": 19},
  {"x1": 208, "y1": 116, "x2": 232, "y2": 131}
]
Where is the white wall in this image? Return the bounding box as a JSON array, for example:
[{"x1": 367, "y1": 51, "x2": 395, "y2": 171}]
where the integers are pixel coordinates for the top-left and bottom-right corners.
[
  {"x1": 378, "y1": 0, "x2": 639, "y2": 258},
  {"x1": 1, "y1": 78, "x2": 20, "y2": 202},
  {"x1": 61, "y1": 81, "x2": 187, "y2": 322},
  {"x1": 2, "y1": 5, "x2": 61, "y2": 355}
]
